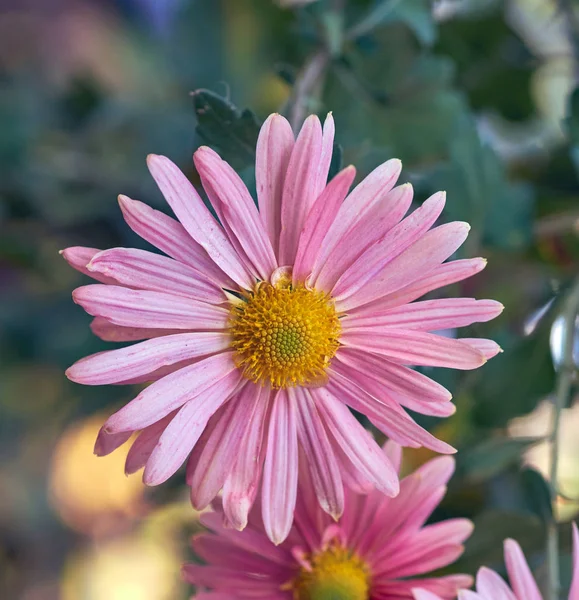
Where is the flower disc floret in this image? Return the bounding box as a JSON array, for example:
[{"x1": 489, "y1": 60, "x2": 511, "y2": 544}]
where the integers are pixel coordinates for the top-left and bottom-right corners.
[{"x1": 229, "y1": 281, "x2": 341, "y2": 388}]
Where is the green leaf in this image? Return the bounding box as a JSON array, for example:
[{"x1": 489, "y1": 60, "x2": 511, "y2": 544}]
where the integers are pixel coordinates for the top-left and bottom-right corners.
[
  {"x1": 191, "y1": 89, "x2": 261, "y2": 171},
  {"x1": 458, "y1": 436, "x2": 544, "y2": 483}
]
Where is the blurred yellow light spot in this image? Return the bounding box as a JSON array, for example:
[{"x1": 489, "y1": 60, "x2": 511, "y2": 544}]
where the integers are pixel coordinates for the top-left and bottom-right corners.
[{"x1": 49, "y1": 415, "x2": 144, "y2": 534}]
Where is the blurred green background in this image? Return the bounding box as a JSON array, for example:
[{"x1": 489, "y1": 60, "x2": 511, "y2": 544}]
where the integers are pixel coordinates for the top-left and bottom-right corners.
[{"x1": 2, "y1": 0, "x2": 579, "y2": 598}]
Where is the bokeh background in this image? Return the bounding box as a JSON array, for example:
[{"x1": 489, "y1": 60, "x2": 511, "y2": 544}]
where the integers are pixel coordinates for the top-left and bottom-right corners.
[{"x1": 2, "y1": 0, "x2": 579, "y2": 598}]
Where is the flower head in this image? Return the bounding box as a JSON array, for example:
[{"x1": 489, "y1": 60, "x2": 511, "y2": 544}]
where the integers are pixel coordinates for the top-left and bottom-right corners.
[
  {"x1": 413, "y1": 523, "x2": 579, "y2": 600},
  {"x1": 184, "y1": 445, "x2": 473, "y2": 599},
  {"x1": 64, "y1": 112, "x2": 502, "y2": 543}
]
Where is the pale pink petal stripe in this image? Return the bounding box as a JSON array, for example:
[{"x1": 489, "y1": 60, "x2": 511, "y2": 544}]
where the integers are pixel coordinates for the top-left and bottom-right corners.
[
  {"x1": 413, "y1": 590, "x2": 445, "y2": 600},
  {"x1": 335, "y1": 348, "x2": 452, "y2": 403},
  {"x1": 396, "y1": 393, "x2": 456, "y2": 417},
  {"x1": 316, "y1": 114, "x2": 336, "y2": 195},
  {"x1": 353, "y1": 257, "x2": 488, "y2": 314},
  {"x1": 571, "y1": 523, "x2": 579, "y2": 600},
  {"x1": 67, "y1": 332, "x2": 230, "y2": 385},
  {"x1": 190, "y1": 385, "x2": 260, "y2": 511},
  {"x1": 476, "y1": 567, "x2": 517, "y2": 600},
  {"x1": 93, "y1": 427, "x2": 132, "y2": 456},
  {"x1": 458, "y1": 591, "x2": 484, "y2": 600},
  {"x1": 343, "y1": 298, "x2": 504, "y2": 331},
  {"x1": 104, "y1": 352, "x2": 239, "y2": 433},
  {"x1": 256, "y1": 114, "x2": 295, "y2": 253},
  {"x1": 261, "y1": 389, "x2": 299, "y2": 544},
  {"x1": 87, "y1": 248, "x2": 224, "y2": 303},
  {"x1": 503, "y1": 539, "x2": 542, "y2": 600},
  {"x1": 194, "y1": 147, "x2": 278, "y2": 280},
  {"x1": 461, "y1": 338, "x2": 502, "y2": 359},
  {"x1": 89, "y1": 317, "x2": 179, "y2": 342},
  {"x1": 61, "y1": 247, "x2": 118, "y2": 284},
  {"x1": 383, "y1": 440, "x2": 403, "y2": 474},
  {"x1": 146, "y1": 154, "x2": 253, "y2": 289},
  {"x1": 293, "y1": 387, "x2": 344, "y2": 520},
  {"x1": 73, "y1": 284, "x2": 229, "y2": 330},
  {"x1": 315, "y1": 183, "x2": 413, "y2": 292},
  {"x1": 143, "y1": 370, "x2": 242, "y2": 485},
  {"x1": 341, "y1": 329, "x2": 486, "y2": 370},
  {"x1": 331, "y1": 192, "x2": 446, "y2": 304},
  {"x1": 310, "y1": 158, "x2": 402, "y2": 282},
  {"x1": 222, "y1": 386, "x2": 270, "y2": 530},
  {"x1": 118, "y1": 195, "x2": 232, "y2": 287},
  {"x1": 124, "y1": 413, "x2": 175, "y2": 474},
  {"x1": 314, "y1": 387, "x2": 399, "y2": 496},
  {"x1": 292, "y1": 166, "x2": 356, "y2": 284},
  {"x1": 279, "y1": 115, "x2": 323, "y2": 264}
]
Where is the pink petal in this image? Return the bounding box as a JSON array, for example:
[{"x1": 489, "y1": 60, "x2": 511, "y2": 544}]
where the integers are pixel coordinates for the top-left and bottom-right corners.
[
  {"x1": 310, "y1": 158, "x2": 402, "y2": 282},
  {"x1": 93, "y1": 427, "x2": 132, "y2": 456},
  {"x1": 571, "y1": 522, "x2": 579, "y2": 600},
  {"x1": 124, "y1": 413, "x2": 175, "y2": 474},
  {"x1": 261, "y1": 389, "x2": 299, "y2": 544},
  {"x1": 413, "y1": 590, "x2": 445, "y2": 600},
  {"x1": 355, "y1": 257, "x2": 488, "y2": 314},
  {"x1": 503, "y1": 539, "x2": 542, "y2": 600},
  {"x1": 255, "y1": 114, "x2": 294, "y2": 254},
  {"x1": 344, "y1": 298, "x2": 504, "y2": 331},
  {"x1": 190, "y1": 385, "x2": 260, "y2": 511},
  {"x1": 460, "y1": 337, "x2": 502, "y2": 359},
  {"x1": 331, "y1": 191, "x2": 446, "y2": 304},
  {"x1": 278, "y1": 115, "x2": 323, "y2": 265},
  {"x1": 335, "y1": 348, "x2": 452, "y2": 403},
  {"x1": 118, "y1": 194, "x2": 232, "y2": 287},
  {"x1": 335, "y1": 221, "x2": 471, "y2": 311},
  {"x1": 61, "y1": 247, "x2": 118, "y2": 284},
  {"x1": 89, "y1": 317, "x2": 180, "y2": 342},
  {"x1": 314, "y1": 387, "x2": 399, "y2": 496},
  {"x1": 222, "y1": 386, "x2": 270, "y2": 530},
  {"x1": 194, "y1": 146, "x2": 278, "y2": 280},
  {"x1": 87, "y1": 247, "x2": 224, "y2": 303},
  {"x1": 292, "y1": 166, "x2": 356, "y2": 284},
  {"x1": 383, "y1": 440, "x2": 403, "y2": 473},
  {"x1": 67, "y1": 332, "x2": 230, "y2": 385},
  {"x1": 341, "y1": 329, "x2": 486, "y2": 370},
  {"x1": 294, "y1": 387, "x2": 344, "y2": 520},
  {"x1": 476, "y1": 567, "x2": 517, "y2": 600},
  {"x1": 142, "y1": 370, "x2": 242, "y2": 485},
  {"x1": 104, "y1": 352, "x2": 239, "y2": 433},
  {"x1": 73, "y1": 284, "x2": 228, "y2": 330},
  {"x1": 146, "y1": 154, "x2": 253, "y2": 289},
  {"x1": 315, "y1": 183, "x2": 413, "y2": 292}
]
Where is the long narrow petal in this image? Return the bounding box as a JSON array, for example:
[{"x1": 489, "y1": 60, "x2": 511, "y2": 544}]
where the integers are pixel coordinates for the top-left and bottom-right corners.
[
  {"x1": 279, "y1": 115, "x2": 323, "y2": 264},
  {"x1": 61, "y1": 247, "x2": 118, "y2": 284},
  {"x1": 341, "y1": 329, "x2": 486, "y2": 370},
  {"x1": 87, "y1": 248, "x2": 224, "y2": 303},
  {"x1": 460, "y1": 338, "x2": 502, "y2": 359},
  {"x1": 124, "y1": 413, "x2": 175, "y2": 474},
  {"x1": 294, "y1": 387, "x2": 344, "y2": 520},
  {"x1": 475, "y1": 567, "x2": 517, "y2": 600},
  {"x1": 315, "y1": 183, "x2": 413, "y2": 291},
  {"x1": 413, "y1": 590, "x2": 446, "y2": 600},
  {"x1": 89, "y1": 317, "x2": 179, "y2": 342},
  {"x1": 142, "y1": 371, "x2": 241, "y2": 485},
  {"x1": 503, "y1": 539, "x2": 542, "y2": 600},
  {"x1": 146, "y1": 154, "x2": 253, "y2": 288},
  {"x1": 336, "y1": 222, "x2": 471, "y2": 311},
  {"x1": 292, "y1": 166, "x2": 356, "y2": 284},
  {"x1": 314, "y1": 387, "x2": 399, "y2": 496},
  {"x1": 222, "y1": 386, "x2": 271, "y2": 530},
  {"x1": 343, "y1": 298, "x2": 504, "y2": 331},
  {"x1": 261, "y1": 389, "x2": 299, "y2": 544},
  {"x1": 194, "y1": 147, "x2": 278, "y2": 280},
  {"x1": 73, "y1": 284, "x2": 228, "y2": 330},
  {"x1": 256, "y1": 114, "x2": 294, "y2": 253},
  {"x1": 104, "y1": 352, "x2": 239, "y2": 433},
  {"x1": 353, "y1": 257, "x2": 488, "y2": 314},
  {"x1": 310, "y1": 158, "x2": 402, "y2": 282},
  {"x1": 67, "y1": 332, "x2": 230, "y2": 385},
  {"x1": 93, "y1": 428, "x2": 132, "y2": 456},
  {"x1": 190, "y1": 385, "x2": 260, "y2": 511}
]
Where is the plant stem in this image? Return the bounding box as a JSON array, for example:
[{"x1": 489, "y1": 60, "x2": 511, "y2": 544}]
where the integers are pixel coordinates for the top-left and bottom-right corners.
[{"x1": 547, "y1": 277, "x2": 579, "y2": 600}]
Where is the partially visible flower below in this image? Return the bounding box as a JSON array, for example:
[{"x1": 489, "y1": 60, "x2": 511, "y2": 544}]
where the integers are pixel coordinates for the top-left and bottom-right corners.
[
  {"x1": 184, "y1": 443, "x2": 473, "y2": 600},
  {"x1": 63, "y1": 111, "x2": 502, "y2": 544},
  {"x1": 413, "y1": 523, "x2": 579, "y2": 600}
]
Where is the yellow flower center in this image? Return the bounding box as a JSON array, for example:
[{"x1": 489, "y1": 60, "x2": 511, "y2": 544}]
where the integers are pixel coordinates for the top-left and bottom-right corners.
[
  {"x1": 292, "y1": 544, "x2": 370, "y2": 600},
  {"x1": 229, "y1": 281, "x2": 341, "y2": 389}
]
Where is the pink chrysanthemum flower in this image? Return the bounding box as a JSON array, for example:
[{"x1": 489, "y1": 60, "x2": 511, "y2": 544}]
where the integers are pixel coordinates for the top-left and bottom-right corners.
[
  {"x1": 64, "y1": 113, "x2": 502, "y2": 543},
  {"x1": 413, "y1": 523, "x2": 579, "y2": 600},
  {"x1": 184, "y1": 444, "x2": 473, "y2": 600}
]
